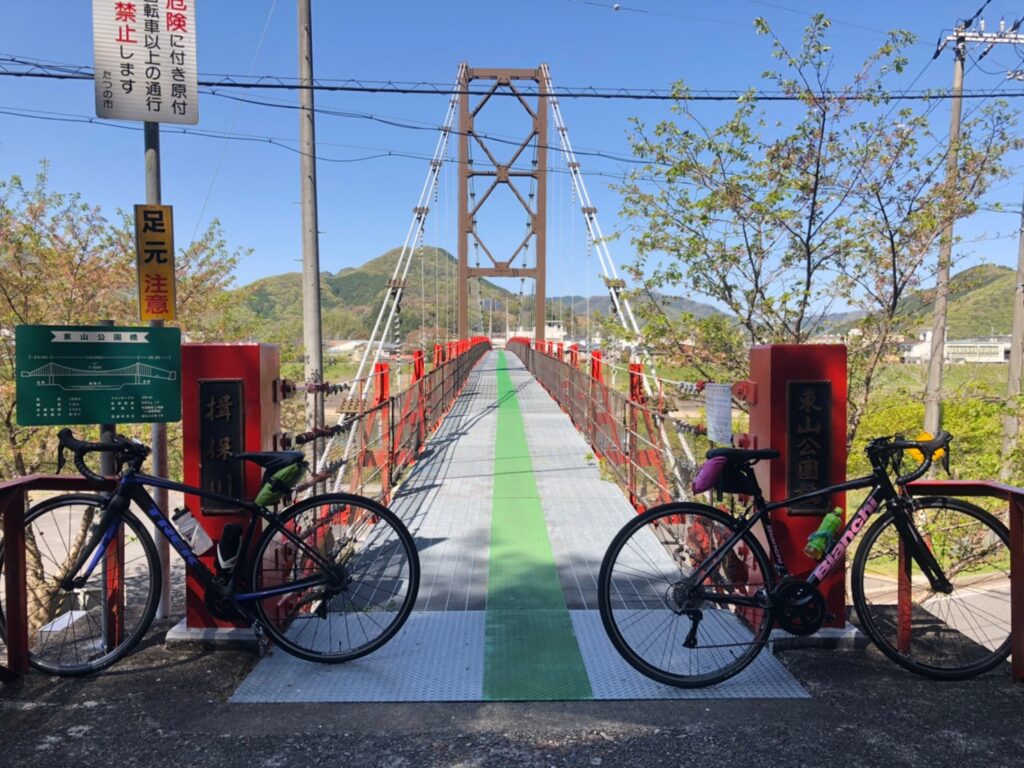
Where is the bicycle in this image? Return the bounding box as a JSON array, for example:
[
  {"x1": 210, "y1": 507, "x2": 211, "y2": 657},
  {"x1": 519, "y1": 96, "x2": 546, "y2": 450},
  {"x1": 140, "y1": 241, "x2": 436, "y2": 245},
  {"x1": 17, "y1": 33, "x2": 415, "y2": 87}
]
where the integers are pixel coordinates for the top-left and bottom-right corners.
[
  {"x1": 597, "y1": 431, "x2": 1012, "y2": 687},
  {"x1": 0, "y1": 428, "x2": 420, "y2": 676}
]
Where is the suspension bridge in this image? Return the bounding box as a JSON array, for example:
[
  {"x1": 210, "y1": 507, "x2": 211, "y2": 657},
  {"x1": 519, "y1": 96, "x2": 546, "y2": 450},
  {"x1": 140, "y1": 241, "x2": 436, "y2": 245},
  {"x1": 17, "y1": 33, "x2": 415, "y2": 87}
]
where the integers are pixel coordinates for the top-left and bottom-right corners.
[
  {"x1": 19, "y1": 361, "x2": 178, "y2": 389},
  {"x1": 229, "y1": 64, "x2": 810, "y2": 702}
]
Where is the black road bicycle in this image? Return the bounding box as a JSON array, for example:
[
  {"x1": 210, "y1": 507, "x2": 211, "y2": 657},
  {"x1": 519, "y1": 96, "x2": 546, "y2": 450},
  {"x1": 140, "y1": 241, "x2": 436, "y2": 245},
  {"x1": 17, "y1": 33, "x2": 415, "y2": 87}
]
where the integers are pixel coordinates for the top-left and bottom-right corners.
[
  {"x1": 0, "y1": 429, "x2": 420, "y2": 676},
  {"x1": 598, "y1": 432, "x2": 1012, "y2": 687}
]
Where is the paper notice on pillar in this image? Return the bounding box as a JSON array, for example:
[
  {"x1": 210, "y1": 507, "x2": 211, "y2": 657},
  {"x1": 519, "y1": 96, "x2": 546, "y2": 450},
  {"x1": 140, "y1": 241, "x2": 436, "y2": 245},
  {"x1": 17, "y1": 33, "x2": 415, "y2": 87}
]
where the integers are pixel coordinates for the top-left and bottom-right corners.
[
  {"x1": 92, "y1": 0, "x2": 199, "y2": 125},
  {"x1": 705, "y1": 383, "x2": 733, "y2": 445}
]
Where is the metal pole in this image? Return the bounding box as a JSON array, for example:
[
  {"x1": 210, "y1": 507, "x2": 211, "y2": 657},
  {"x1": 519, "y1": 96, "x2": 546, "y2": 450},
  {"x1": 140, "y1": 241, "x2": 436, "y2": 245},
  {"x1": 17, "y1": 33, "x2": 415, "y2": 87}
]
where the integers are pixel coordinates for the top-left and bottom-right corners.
[
  {"x1": 457, "y1": 65, "x2": 470, "y2": 340},
  {"x1": 1002, "y1": 187, "x2": 1024, "y2": 480},
  {"x1": 298, "y1": 0, "x2": 324, "y2": 471},
  {"x1": 144, "y1": 122, "x2": 172, "y2": 619},
  {"x1": 98, "y1": 319, "x2": 116, "y2": 641},
  {"x1": 924, "y1": 31, "x2": 965, "y2": 436}
]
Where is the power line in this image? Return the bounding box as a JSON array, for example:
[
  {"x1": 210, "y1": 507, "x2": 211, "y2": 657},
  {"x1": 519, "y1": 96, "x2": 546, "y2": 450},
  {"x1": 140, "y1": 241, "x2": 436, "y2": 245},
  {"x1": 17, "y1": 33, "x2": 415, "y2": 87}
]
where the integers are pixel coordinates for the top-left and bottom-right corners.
[{"x1": 3, "y1": 59, "x2": 1024, "y2": 102}]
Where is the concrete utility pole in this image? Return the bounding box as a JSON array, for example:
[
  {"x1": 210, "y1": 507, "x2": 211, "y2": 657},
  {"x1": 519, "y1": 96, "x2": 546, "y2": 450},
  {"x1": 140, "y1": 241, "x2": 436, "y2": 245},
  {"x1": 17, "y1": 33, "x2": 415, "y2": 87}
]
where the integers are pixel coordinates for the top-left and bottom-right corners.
[
  {"x1": 926, "y1": 18, "x2": 1024, "y2": 436},
  {"x1": 1001, "y1": 189, "x2": 1024, "y2": 479},
  {"x1": 298, "y1": 0, "x2": 324, "y2": 461},
  {"x1": 924, "y1": 29, "x2": 964, "y2": 436}
]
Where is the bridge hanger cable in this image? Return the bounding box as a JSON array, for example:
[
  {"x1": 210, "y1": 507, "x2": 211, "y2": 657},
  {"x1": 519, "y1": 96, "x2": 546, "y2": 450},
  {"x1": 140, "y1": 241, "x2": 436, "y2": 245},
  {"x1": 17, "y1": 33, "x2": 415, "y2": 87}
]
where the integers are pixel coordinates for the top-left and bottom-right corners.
[
  {"x1": 314, "y1": 63, "x2": 467, "y2": 489},
  {"x1": 543, "y1": 64, "x2": 693, "y2": 488}
]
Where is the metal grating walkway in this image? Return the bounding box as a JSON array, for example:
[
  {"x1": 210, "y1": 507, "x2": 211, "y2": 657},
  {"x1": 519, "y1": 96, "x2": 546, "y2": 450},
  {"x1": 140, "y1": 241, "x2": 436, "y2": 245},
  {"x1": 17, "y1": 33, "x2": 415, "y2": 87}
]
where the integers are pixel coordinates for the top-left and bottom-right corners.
[{"x1": 231, "y1": 351, "x2": 808, "y2": 702}]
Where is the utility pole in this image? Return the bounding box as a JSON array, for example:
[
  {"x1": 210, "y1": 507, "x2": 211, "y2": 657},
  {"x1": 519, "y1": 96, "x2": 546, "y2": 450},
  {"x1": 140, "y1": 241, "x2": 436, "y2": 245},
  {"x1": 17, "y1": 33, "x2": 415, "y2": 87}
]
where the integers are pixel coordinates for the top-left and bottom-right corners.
[
  {"x1": 144, "y1": 122, "x2": 171, "y2": 619},
  {"x1": 926, "y1": 17, "x2": 1024, "y2": 436},
  {"x1": 298, "y1": 0, "x2": 324, "y2": 465},
  {"x1": 1001, "y1": 188, "x2": 1024, "y2": 479},
  {"x1": 924, "y1": 27, "x2": 965, "y2": 436}
]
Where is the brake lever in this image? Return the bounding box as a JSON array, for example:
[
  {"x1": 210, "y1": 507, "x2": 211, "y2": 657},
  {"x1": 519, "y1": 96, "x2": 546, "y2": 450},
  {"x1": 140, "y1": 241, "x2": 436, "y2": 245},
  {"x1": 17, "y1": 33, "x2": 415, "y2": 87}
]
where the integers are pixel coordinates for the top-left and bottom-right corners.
[
  {"x1": 942, "y1": 448, "x2": 951, "y2": 476},
  {"x1": 57, "y1": 444, "x2": 67, "y2": 474}
]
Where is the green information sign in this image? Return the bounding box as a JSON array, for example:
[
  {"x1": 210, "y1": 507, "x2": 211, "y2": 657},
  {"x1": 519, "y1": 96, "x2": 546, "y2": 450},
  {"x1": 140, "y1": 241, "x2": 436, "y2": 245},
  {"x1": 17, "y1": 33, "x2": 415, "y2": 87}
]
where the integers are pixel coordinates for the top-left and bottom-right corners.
[{"x1": 15, "y1": 324, "x2": 182, "y2": 426}]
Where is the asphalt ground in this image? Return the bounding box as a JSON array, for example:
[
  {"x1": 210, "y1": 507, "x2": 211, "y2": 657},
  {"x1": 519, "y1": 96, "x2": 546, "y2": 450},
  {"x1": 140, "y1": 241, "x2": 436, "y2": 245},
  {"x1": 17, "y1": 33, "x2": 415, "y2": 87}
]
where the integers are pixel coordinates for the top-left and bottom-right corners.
[{"x1": 2, "y1": 621, "x2": 1023, "y2": 768}]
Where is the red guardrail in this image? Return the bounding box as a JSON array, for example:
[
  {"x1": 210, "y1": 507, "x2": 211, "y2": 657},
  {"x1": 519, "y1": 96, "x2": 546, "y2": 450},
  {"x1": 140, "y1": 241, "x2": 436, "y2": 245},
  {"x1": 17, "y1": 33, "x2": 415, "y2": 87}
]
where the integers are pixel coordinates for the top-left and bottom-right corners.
[
  {"x1": 507, "y1": 338, "x2": 676, "y2": 512},
  {"x1": 908, "y1": 480, "x2": 1024, "y2": 681},
  {"x1": 1, "y1": 474, "x2": 115, "y2": 678}
]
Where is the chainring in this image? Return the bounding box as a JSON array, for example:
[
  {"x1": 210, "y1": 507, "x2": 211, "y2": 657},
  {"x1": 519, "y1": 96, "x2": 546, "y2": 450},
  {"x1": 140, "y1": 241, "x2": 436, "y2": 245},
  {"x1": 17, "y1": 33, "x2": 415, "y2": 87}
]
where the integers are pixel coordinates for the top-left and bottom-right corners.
[{"x1": 771, "y1": 579, "x2": 827, "y2": 637}]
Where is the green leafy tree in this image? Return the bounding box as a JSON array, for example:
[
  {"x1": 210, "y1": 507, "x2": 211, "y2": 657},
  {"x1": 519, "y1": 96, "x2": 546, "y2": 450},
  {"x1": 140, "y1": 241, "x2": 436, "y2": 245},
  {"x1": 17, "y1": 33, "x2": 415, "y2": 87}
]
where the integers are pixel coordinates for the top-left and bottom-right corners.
[
  {"x1": 0, "y1": 163, "x2": 250, "y2": 478},
  {"x1": 618, "y1": 15, "x2": 1018, "y2": 442}
]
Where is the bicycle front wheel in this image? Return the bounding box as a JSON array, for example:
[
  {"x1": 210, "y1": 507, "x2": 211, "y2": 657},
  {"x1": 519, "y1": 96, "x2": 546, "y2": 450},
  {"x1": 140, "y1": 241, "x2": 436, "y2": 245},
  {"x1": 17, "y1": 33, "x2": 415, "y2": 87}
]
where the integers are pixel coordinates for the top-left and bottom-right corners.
[
  {"x1": 0, "y1": 493, "x2": 160, "y2": 676},
  {"x1": 598, "y1": 502, "x2": 774, "y2": 688},
  {"x1": 251, "y1": 493, "x2": 419, "y2": 663},
  {"x1": 852, "y1": 497, "x2": 1011, "y2": 680}
]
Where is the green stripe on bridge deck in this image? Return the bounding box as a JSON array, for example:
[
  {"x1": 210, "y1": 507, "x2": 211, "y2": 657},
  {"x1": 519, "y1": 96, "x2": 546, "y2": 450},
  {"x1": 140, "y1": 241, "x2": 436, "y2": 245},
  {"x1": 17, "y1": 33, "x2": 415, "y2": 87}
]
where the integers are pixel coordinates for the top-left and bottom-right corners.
[{"x1": 483, "y1": 351, "x2": 593, "y2": 701}]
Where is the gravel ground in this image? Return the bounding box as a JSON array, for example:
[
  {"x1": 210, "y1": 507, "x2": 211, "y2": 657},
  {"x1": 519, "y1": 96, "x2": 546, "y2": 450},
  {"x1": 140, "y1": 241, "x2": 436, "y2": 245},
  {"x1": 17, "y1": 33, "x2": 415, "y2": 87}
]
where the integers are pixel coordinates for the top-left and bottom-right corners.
[{"x1": 3, "y1": 618, "x2": 1024, "y2": 768}]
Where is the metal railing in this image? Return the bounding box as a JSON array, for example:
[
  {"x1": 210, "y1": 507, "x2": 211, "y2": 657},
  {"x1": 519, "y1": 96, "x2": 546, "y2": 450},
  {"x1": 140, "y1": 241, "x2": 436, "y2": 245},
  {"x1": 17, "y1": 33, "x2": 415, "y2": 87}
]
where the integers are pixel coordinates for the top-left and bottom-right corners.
[
  {"x1": 507, "y1": 338, "x2": 707, "y2": 512},
  {"x1": 286, "y1": 338, "x2": 491, "y2": 504}
]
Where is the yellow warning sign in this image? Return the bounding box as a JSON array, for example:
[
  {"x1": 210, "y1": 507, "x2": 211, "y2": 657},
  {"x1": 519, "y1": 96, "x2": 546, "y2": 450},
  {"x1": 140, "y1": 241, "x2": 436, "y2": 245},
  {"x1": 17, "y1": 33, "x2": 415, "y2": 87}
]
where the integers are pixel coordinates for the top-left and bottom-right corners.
[{"x1": 135, "y1": 204, "x2": 176, "y2": 322}]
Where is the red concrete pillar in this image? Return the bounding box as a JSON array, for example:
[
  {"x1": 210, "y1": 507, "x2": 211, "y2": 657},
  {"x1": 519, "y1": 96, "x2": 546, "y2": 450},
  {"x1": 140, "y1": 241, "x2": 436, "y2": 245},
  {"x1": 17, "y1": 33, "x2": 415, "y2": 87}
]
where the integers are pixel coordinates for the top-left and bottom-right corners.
[
  {"x1": 746, "y1": 344, "x2": 847, "y2": 626},
  {"x1": 181, "y1": 343, "x2": 281, "y2": 629},
  {"x1": 569, "y1": 344, "x2": 579, "y2": 368}
]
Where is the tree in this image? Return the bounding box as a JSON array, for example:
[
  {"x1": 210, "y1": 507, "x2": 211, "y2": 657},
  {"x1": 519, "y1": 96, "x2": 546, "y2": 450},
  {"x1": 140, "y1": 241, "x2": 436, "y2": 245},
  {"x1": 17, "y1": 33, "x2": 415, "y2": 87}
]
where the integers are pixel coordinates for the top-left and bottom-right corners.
[
  {"x1": 0, "y1": 163, "x2": 250, "y2": 478},
  {"x1": 617, "y1": 15, "x2": 1018, "y2": 443}
]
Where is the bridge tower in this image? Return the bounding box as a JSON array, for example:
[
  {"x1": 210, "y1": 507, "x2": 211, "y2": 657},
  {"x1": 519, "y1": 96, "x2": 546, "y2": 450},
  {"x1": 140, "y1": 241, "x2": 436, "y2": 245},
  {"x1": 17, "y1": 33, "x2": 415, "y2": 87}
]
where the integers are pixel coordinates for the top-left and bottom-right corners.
[{"x1": 457, "y1": 65, "x2": 548, "y2": 342}]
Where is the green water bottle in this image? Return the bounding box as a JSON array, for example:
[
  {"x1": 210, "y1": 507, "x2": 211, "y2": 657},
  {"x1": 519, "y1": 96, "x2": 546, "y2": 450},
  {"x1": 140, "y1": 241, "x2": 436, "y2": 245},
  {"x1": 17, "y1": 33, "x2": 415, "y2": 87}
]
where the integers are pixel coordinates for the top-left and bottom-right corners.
[{"x1": 804, "y1": 507, "x2": 843, "y2": 560}]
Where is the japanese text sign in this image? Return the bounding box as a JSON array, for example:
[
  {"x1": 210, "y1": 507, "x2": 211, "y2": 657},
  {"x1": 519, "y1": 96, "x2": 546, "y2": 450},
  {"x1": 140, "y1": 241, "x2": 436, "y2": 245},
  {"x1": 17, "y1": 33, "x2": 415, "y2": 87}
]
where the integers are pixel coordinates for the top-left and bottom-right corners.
[
  {"x1": 134, "y1": 204, "x2": 176, "y2": 321},
  {"x1": 198, "y1": 379, "x2": 245, "y2": 512},
  {"x1": 704, "y1": 383, "x2": 733, "y2": 445},
  {"x1": 93, "y1": 0, "x2": 199, "y2": 124},
  {"x1": 15, "y1": 324, "x2": 182, "y2": 426},
  {"x1": 787, "y1": 380, "x2": 832, "y2": 513}
]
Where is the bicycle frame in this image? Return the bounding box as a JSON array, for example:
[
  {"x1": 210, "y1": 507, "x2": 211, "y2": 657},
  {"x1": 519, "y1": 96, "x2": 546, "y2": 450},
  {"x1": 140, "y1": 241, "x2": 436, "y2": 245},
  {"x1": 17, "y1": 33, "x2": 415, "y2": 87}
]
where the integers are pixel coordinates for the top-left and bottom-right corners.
[
  {"x1": 689, "y1": 465, "x2": 950, "y2": 602},
  {"x1": 66, "y1": 469, "x2": 338, "y2": 610}
]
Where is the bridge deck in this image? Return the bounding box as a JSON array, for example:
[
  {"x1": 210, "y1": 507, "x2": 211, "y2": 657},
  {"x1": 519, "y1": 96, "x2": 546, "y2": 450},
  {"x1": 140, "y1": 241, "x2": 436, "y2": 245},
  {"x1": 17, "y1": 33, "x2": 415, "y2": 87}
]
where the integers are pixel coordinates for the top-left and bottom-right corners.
[{"x1": 232, "y1": 350, "x2": 806, "y2": 702}]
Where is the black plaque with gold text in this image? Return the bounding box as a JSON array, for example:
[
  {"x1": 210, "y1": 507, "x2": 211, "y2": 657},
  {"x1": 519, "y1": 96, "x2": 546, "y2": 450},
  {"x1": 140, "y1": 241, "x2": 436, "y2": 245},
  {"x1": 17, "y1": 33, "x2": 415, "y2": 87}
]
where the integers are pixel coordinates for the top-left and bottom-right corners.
[
  {"x1": 787, "y1": 380, "x2": 831, "y2": 513},
  {"x1": 198, "y1": 379, "x2": 245, "y2": 513}
]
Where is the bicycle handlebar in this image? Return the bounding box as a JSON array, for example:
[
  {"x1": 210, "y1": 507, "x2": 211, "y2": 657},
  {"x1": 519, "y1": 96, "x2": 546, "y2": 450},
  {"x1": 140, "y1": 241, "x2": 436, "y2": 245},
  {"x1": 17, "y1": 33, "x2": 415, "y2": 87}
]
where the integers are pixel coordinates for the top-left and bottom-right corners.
[
  {"x1": 57, "y1": 428, "x2": 149, "y2": 483},
  {"x1": 873, "y1": 430, "x2": 952, "y2": 485}
]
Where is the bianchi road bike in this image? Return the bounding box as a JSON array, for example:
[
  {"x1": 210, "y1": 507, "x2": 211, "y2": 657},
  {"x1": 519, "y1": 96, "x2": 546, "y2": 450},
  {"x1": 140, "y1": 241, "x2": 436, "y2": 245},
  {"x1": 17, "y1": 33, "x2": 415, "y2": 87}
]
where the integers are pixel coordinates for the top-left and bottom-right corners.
[
  {"x1": 598, "y1": 431, "x2": 1013, "y2": 687},
  {"x1": 0, "y1": 429, "x2": 419, "y2": 676}
]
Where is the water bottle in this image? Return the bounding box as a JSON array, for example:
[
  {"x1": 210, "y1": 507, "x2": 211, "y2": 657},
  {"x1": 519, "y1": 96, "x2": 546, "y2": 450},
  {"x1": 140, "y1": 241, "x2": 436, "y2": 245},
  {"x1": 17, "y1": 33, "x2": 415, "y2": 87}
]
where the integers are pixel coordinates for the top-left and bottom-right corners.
[
  {"x1": 804, "y1": 507, "x2": 843, "y2": 560},
  {"x1": 172, "y1": 507, "x2": 214, "y2": 556}
]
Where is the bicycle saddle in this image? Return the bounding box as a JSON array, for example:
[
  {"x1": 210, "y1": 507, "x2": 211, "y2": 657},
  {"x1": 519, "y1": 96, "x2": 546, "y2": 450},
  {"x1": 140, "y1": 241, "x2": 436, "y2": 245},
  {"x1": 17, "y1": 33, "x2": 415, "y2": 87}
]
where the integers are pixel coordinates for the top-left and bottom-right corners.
[
  {"x1": 234, "y1": 450, "x2": 305, "y2": 473},
  {"x1": 706, "y1": 447, "x2": 779, "y2": 462}
]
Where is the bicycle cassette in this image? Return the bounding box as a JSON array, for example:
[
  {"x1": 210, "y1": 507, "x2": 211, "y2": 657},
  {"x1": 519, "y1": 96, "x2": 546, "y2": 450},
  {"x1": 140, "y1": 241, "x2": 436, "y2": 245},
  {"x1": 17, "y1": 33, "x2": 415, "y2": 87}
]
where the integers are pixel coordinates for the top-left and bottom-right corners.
[{"x1": 771, "y1": 579, "x2": 826, "y2": 637}]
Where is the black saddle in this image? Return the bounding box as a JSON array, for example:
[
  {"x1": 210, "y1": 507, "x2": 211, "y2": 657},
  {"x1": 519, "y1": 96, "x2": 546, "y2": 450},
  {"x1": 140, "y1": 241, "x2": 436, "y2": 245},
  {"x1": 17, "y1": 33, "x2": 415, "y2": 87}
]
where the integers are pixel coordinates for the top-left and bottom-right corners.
[
  {"x1": 233, "y1": 451, "x2": 305, "y2": 473},
  {"x1": 706, "y1": 447, "x2": 779, "y2": 463}
]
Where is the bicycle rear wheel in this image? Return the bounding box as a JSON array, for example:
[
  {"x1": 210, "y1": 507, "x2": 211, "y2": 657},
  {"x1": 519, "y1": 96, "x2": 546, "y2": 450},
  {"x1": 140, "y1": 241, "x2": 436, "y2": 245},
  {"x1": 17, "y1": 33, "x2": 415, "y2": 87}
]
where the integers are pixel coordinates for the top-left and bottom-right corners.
[
  {"x1": 598, "y1": 502, "x2": 774, "y2": 688},
  {"x1": 852, "y1": 497, "x2": 1011, "y2": 680},
  {"x1": 0, "y1": 494, "x2": 160, "y2": 675},
  {"x1": 251, "y1": 493, "x2": 419, "y2": 663}
]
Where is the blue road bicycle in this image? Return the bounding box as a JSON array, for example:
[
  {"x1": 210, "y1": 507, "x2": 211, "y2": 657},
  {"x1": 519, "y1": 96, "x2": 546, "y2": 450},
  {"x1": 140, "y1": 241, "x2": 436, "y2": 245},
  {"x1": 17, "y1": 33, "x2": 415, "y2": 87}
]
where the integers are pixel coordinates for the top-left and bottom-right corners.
[{"x1": 0, "y1": 429, "x2": 419, "y2": 675}]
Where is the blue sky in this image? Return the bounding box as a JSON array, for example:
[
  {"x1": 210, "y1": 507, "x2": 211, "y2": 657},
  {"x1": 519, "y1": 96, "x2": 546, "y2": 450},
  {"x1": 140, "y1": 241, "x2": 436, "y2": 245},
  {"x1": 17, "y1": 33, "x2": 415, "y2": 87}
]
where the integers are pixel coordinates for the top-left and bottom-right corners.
[{"x1": 3, "y1": 1, "x2": 1024, "y2": 303}]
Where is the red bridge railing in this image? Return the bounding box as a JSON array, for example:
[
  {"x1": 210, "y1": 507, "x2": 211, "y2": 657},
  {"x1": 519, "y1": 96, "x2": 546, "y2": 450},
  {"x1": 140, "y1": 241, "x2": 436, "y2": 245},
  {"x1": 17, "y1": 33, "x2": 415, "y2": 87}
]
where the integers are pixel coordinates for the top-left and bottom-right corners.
[
  {"x1": 908, "y1": 480, "x2": 1024, "y2": 681},
  {"x1": 507, "y1": 338, "x2": 687, "y2": 512}
]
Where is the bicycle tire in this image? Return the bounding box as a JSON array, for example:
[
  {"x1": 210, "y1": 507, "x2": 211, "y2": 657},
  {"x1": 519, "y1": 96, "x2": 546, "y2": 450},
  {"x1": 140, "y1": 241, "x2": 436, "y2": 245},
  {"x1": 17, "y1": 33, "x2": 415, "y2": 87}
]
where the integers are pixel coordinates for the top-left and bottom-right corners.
[
  {"x1": 598, "y1": 502, "x2": 775, "y2": 688},
  {"x1": 251, "y1": 492, "x2": 420, "y2": 663},
  {"x1": 0, "y1": 493, "x2": 160, "y2": 676},
  {"x1": 851, "y1": 496, "x2": 1012, "y2": 680}
]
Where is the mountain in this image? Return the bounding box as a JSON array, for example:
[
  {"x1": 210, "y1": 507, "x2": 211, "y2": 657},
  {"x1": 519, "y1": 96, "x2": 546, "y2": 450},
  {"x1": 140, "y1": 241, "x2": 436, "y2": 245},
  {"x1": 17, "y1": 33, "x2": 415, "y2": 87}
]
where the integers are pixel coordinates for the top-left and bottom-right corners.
[
  {"x1": 238, "y1": 247, "x2": 515, "y2": 344},
  {"x1": 903, "y1": 264, "x2": 1015, "y2": 338},
  {"x1": 238, "y1": 246, "x2": 1017, "y2": 347},
  {"x1": 551, "y1": 293, "x2": 721, "y2": 321}
]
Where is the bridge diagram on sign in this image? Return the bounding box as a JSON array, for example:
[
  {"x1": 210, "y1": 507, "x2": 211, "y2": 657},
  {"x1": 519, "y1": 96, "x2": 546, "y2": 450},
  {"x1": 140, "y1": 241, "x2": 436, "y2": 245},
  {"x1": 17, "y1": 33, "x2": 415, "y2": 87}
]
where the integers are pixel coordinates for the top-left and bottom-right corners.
[{"x1": 19, "y1": 360, "x2": 178, "y2": 391}]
